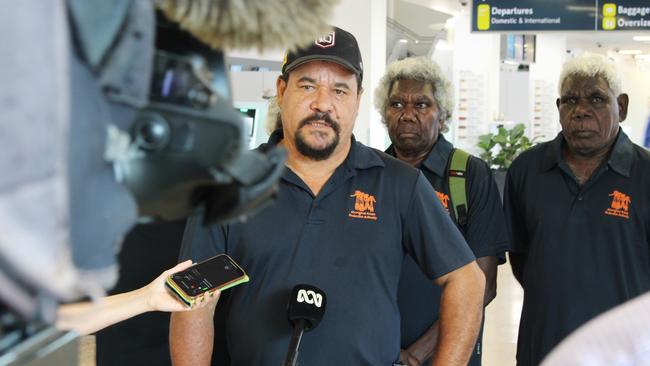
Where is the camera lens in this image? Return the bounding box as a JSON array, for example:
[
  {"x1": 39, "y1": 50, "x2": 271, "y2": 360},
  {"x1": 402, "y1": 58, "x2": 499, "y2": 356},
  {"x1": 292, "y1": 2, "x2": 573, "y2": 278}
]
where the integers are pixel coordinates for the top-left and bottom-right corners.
[{"x1": 132, "y1": 113, "x2": 171, "y2": 150}]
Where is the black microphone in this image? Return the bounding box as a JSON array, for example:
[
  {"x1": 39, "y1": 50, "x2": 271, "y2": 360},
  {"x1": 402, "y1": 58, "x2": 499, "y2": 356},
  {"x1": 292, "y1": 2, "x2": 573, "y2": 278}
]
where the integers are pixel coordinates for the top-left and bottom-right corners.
[{"x1": 282, "y1": 284, "x2": 327, "y2": 366}]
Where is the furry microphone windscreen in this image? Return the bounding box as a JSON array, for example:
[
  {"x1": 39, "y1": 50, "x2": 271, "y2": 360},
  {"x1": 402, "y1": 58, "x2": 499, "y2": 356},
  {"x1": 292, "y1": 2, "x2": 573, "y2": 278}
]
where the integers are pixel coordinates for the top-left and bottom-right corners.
[{"x1": 155, "y1": 0, "x2": 340, "y2": 51}]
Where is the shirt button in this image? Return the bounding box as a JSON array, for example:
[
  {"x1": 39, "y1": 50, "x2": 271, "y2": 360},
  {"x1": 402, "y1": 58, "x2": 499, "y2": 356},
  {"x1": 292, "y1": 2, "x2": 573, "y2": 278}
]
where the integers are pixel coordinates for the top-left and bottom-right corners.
[{"x1": 578, "y1": 196, "x2": 583, "y2": 201}]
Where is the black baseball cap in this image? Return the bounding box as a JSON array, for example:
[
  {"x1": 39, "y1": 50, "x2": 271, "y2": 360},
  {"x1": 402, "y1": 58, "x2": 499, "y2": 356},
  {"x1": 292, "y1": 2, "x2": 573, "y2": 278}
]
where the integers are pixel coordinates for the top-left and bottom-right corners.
[{"x1": 281, "y1": 26, "x2": 363, "y2": 83}]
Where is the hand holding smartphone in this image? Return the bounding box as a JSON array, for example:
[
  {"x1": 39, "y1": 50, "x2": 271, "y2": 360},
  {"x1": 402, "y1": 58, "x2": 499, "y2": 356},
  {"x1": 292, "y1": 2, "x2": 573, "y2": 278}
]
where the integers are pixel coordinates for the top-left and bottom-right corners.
[{"x1": 166, "y1": 254, "x2": 249, "y2": 307}]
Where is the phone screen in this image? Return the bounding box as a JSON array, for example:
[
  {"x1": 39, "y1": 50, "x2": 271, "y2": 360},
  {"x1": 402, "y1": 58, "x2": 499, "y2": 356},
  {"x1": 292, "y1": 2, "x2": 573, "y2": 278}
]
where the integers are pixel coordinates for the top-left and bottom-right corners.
[{"x1": 170, "y1": 254, "x2": 247, "y2": 297}]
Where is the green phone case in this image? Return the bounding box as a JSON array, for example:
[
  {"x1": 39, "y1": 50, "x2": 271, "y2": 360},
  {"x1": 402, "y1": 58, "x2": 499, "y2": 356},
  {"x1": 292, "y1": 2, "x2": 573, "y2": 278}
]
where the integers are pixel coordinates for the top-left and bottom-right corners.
[{"x1": 165, "y1": 256, "x2": 250, "y2": 307}]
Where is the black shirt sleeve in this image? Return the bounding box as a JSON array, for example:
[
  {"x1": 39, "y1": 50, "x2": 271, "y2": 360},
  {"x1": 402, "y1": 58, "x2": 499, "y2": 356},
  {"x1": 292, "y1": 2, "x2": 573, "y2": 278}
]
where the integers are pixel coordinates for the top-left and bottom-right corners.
[
  {"x1": 464, "y1": 158, "x2": 511, "y2": 260},
  {"x1": 403, "y1": 172, "x2": 476, "y2": 279},
  {"x1": 504, "y1": 160, "x2": 529, "y2": 254},
  {"x1": 178, "y1": 214, "x2": 227, "y2": 262}
]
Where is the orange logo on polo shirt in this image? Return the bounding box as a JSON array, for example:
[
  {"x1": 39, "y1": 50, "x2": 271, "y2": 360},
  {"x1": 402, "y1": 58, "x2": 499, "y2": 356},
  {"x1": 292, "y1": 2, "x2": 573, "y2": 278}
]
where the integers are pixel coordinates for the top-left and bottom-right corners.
[
  {"x1": 435, "y1": 191, "x2": 450, "y2": 212},
  {"x1": 349, "y1": 190, "x2": 377, "y2": 221},
  {"x1": 605, "y1": 190, "x2": 631, "y2": 219}
]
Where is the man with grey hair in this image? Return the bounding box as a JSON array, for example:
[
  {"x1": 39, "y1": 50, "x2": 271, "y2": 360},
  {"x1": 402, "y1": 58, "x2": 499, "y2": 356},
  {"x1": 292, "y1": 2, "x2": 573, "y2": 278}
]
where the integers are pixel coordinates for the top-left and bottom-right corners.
[
  {"x1": 505, "y1": 52, "x2": 650, "y2": 365},
  {"x1": 375, "y1": 57, "x2": 509, "y2": 366}
]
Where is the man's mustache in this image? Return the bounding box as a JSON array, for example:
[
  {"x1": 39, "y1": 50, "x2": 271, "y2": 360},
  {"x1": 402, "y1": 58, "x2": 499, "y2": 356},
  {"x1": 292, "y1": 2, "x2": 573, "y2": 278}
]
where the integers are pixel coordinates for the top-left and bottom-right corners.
[{"x1": 299, "y1": 112, "x2": 341, "y2": 133}]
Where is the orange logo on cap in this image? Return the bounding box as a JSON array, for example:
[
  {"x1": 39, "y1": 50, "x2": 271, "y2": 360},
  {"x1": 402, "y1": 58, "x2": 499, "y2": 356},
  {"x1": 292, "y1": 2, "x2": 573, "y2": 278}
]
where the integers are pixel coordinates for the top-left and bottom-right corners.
[
  {"x1": 605, "y1": 190, "x2": 631, "y2": 219},
  {"x1": 349, "y1": 190, "x2": 377, "y2": 221}
]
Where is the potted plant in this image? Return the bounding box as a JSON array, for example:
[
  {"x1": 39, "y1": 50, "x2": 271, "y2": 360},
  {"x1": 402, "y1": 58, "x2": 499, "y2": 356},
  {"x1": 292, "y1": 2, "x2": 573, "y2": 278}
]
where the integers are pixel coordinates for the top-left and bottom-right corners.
[{"x1": 477, "y1": 123, "x2": 537, "y2": 197}]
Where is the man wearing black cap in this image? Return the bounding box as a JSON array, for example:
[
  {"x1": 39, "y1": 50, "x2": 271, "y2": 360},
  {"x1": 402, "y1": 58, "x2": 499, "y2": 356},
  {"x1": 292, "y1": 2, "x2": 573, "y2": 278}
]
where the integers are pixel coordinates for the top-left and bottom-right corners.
[{"x1": 170, "y1": 27, "x2": 485, "y2": 366}]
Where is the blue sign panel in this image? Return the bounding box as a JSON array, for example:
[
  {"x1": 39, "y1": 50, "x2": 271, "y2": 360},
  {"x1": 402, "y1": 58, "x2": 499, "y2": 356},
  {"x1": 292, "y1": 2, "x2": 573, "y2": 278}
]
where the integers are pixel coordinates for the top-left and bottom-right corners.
[
  {"x1": 473, "y1": 0, "x2": 650, "y2": 31},
  {"x1": 598, "y1": 1, "x2": 650, "y2": 31},
  {"x1": 472, "y1": 0, "x2": 597, "y2": 31}
]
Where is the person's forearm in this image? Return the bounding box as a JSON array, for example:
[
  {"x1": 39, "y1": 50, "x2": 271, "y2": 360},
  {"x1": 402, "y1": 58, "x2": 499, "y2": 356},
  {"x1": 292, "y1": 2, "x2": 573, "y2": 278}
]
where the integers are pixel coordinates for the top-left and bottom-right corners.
[
  {"x1": 170, "y1": 307, "x2": 215, "y2": 366},
  {"x1": 431, "y1": 263, "x2": 485, "y2": 366},
  {"x1": 56, "y1": 287, "x2": 152, "y2": 335}
]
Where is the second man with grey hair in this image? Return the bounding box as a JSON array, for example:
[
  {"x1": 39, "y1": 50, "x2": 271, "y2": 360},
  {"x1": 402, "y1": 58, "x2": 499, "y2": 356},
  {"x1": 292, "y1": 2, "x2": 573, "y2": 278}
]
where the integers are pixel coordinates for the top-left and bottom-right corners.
[
  {"x1": 375, "y1": 57, "x2": 509, "y2": 366},
  {"x1": 506, "y1": 52, "x2": 650, "y2": 365}
]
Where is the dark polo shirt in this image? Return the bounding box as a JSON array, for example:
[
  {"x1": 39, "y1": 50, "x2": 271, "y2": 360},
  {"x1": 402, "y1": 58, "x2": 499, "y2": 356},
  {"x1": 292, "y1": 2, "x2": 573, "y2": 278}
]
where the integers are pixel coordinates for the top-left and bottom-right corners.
[
  {"x1": 505, "y1": 130, "x2": 650, "y2": 366},
  {"x1": 180, "y1": 131, "x2": 475, "y2": 366},
  {"x1": 387, "y1": 135, "x2": 509, "y2": 365}
]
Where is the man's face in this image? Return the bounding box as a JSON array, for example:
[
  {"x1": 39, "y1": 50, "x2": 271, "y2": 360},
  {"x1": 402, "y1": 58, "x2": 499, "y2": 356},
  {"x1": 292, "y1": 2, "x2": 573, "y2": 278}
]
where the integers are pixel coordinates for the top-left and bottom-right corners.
[
  {"x1": 557, "y1": 74, "x2": 628, "y2": 157},
  {"x1": 276, "y1": 61, "x2": 361, "y2": 161},
  {"x1": 385, "y1": 79, "x2": 442, "y2": 157}
]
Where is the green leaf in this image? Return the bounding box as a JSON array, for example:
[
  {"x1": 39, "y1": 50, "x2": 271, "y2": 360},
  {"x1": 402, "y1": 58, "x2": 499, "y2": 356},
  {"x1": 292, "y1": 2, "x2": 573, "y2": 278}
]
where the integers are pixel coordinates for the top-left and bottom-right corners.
[
  {"x1": 510, "y1": 124, "x2": 525, "y2": 139},
  {"x1": 473, "y1": 123, "x2": 537, "y2": 170},
  {"x1": 493, "y1": 134, "x2": 507, "y2": 144}
]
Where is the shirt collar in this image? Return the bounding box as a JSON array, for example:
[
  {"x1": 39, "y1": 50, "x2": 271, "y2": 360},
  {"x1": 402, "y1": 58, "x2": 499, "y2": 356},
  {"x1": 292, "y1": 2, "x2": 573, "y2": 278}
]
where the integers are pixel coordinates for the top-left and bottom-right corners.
[
  {"x1": 541, "y1": 132, "x2": 564, "y2": 172},
  {"x1": 385, "y1": 135, "x2": 452, "y2": 177},
  {"x1": 541, "y1": 129, "x2": 633, "y2": 177},
  {"x1": 608, "y1": 129, "x2": 634, "y2": 177}
]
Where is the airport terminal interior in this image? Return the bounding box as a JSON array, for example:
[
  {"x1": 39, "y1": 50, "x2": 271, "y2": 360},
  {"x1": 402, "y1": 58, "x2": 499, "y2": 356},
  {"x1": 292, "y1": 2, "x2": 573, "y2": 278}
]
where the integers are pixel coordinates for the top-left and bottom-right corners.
[
  {"x1": 225, "y1": 3, "x2": 650, "y2": 361},
  {"x1": 2, "y1": 0, "x2": 650, "y2": 365}
]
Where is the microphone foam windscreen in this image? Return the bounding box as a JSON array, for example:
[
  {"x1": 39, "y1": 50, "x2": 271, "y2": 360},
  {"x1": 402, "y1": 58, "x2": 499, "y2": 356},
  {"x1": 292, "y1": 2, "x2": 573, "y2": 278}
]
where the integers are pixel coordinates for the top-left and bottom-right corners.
[
  {"x1": 155, "y1": 0, "x2": 340, "y2": 51},
  {"x1": 288, "y1": 284, "x2": 327, "y2": 331}
]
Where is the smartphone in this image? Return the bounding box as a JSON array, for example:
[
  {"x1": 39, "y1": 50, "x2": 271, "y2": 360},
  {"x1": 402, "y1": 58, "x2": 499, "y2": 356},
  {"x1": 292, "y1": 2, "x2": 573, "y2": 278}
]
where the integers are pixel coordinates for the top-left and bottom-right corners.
[{"x1": 165, "y1": 254, "x2": 249, "y2": 307}]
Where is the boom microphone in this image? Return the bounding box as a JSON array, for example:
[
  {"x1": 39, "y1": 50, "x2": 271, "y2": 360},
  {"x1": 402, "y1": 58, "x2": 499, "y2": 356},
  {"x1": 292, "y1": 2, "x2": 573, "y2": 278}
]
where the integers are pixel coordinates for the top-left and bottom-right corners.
[
  {"x1": 155, "y1": 0, "x2": 340, "y2": 51},
  {"x1": 283, "y1": 284, "x2": 327, "y2": 366}
]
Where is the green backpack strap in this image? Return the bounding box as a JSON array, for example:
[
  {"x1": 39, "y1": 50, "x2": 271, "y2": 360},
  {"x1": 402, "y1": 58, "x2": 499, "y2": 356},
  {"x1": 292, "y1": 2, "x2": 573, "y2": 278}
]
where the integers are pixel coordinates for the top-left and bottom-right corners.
[{"x1": 448, "y1": 148, "x2": 471, "y2": 233}]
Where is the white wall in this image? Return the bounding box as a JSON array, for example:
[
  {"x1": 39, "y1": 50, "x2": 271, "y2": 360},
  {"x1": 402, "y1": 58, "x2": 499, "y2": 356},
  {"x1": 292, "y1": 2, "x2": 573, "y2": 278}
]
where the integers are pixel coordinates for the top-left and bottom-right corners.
[
  {"x1": 499, "y1": 69, "x2": 530, "y2": 129},
  {"x1": 230, "y1": 71, "x2": 280, "y2": 103},
  {"x1": 620, "y1": 62, "x2": 650, "y2": 145},
  {"x1": 528, "y1": 34, "x2": 566, "y2": 141},
  {"x1": 450, "y1": 13, "x2": 501, "y2": 155},
  {"x1": 330, "y1": 0, "x2": 388, "y2": 148}
]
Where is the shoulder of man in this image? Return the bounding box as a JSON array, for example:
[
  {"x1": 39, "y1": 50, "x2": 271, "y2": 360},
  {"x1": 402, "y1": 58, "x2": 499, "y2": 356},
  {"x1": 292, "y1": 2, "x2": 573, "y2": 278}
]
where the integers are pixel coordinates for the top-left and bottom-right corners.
[
  {"x1": 459, "y1": 150, "x2": 490, "y2": 176},
  {"x1": 440, "y1": 148, "x2": 490, "y2": 187},
  {"x1": 507, "y1": 140, "x2": 550, "y2": 174},
  {"x1": 367, "y1": 146, "x2": 421, "y2": 177},
  {"x1": 631, "y1": 143, "x2": 650, "y2": 163}
]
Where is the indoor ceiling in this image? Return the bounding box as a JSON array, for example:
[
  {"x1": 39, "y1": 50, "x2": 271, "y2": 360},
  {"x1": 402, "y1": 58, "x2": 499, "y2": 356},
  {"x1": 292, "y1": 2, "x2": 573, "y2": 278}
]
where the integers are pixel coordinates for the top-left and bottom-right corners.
[
  {"x1": 387, "y1": 0, "x2": 460, "y2": 59},
  {"x1": 389, "y1": 0, "x2": 650, "y2": 60},
  {"x1": 566, "y1": 31, "x2": 650, "y2": 58},
  {"x1": 391, "y1": 0, "x2": 456, "y2": 37}
]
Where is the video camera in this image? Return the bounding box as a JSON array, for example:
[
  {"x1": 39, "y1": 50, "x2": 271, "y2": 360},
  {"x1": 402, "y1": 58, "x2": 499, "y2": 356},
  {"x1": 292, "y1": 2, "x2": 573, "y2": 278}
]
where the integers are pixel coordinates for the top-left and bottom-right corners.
[{"x1": 0, "y1": 0, "x2": 335, "y2": 363}]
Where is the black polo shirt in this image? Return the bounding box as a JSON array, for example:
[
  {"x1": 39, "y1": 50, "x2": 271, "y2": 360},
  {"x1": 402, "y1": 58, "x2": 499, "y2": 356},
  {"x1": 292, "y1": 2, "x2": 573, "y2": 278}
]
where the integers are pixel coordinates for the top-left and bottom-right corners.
[
  {"x1": 180, "y1": 130, "x2": 475, "y2": 366},
  {"x1": 387, "y1": 135, "x2": 509, "y2": 364},
  {"x1": 505, "y1": 130, "x2": 650, "y2": 366}
]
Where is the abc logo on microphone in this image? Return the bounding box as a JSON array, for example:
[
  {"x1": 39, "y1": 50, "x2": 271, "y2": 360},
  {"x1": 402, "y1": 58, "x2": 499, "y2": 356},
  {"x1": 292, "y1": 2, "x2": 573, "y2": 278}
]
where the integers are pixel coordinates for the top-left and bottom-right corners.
[
  {"x1": 288, "y1": 284, "x2": 327, "y2": 331},
  {"x1": 296, "y1": 289, "x2": 323, "y2": 307}
]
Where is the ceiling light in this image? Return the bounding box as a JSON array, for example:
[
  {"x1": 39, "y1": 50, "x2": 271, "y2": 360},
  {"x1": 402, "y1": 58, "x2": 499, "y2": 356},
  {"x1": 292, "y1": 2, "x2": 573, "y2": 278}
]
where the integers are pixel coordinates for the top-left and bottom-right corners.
[
  {"x1": 634, "y1": 54, "x2": 650, "y2": 60},
  {"x1": 398, "y1": 39, "x2": 408, "y2": 44},
  {"x1": 633, "y1": 36, "x2": 650, "y2": 42},
  {"x1": 618, "y1": 49, "x2": 643, "y2": 55},
  {"x1": 435, "y1": 39, "x2": 453, "y2": 51}
]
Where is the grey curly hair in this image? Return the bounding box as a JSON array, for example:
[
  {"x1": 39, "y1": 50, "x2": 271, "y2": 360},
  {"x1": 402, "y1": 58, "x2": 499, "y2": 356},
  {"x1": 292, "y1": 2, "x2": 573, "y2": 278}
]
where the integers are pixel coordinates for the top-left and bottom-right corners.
[
  {"x1": 265, "y1": 96, "x2": 282, "y2": 134},
  {"x1": 559, "y1": 52, "x2": 624, "y2": 96},
  {"x1": 374, "y1": 57, "x2": 454, "y2": 133}
]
